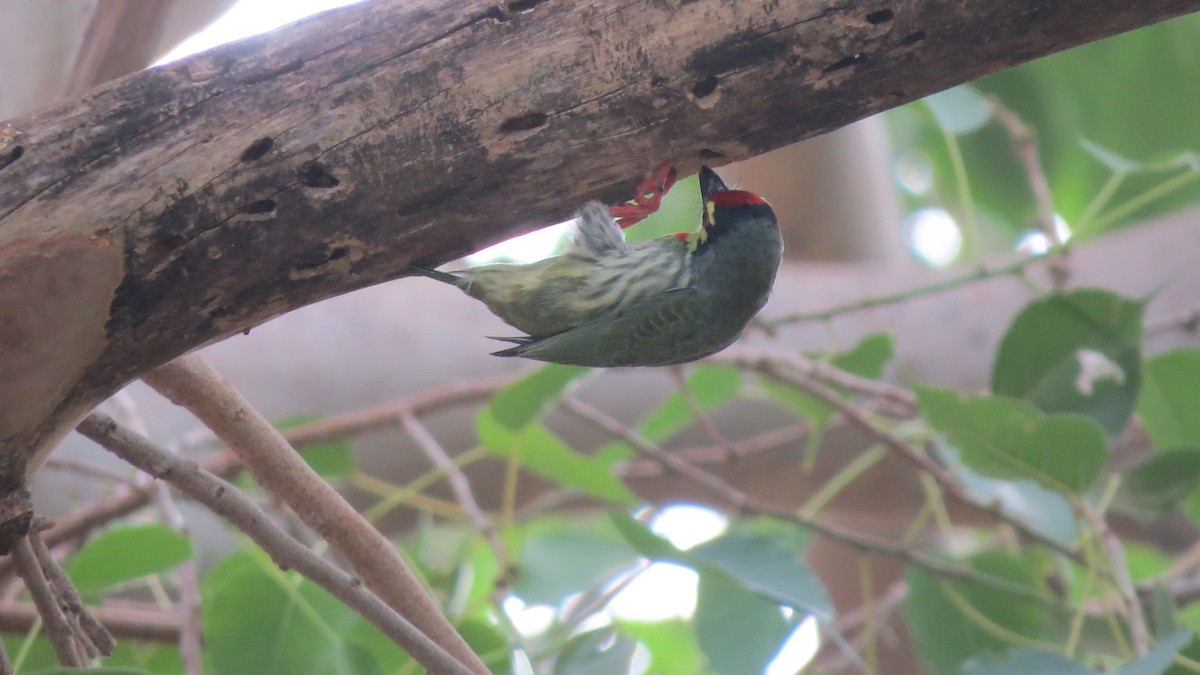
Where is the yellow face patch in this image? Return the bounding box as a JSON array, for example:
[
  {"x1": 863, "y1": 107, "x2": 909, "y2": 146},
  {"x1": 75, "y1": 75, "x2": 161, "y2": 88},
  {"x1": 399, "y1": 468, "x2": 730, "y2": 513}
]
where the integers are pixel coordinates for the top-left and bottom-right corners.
[{"x1": 700, "y1": 200, "x2": 716, "y2": 244}]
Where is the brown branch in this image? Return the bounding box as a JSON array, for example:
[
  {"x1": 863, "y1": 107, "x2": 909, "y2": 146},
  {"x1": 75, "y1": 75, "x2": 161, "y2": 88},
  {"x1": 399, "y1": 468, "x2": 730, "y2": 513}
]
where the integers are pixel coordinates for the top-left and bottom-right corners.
[
  {"x1": 139, "y1": 354, "x2": 488, "y2": 675},
  {"x1": 715, "y1": 349, "x2": 917, "y2": 414},
  {"x1": 1080, "y1": 502, "x2": 1150, "y2": 655},
  {"x1": 401, "y1": 412, "x2": 505, "y2": 563},
  {"x1": 12, "y1": 537, "x2": 83, "y2": 667},
  {"x1": 2, "y1": 0, "x2": 1196, "y2": 492},
  {"x1": 668, "y1": 366, "x2": 735, "y2": 459},
  {"x1": 0, "y1": 600, "x2": 182, "y2": 644},
  {"x1": 27, "y1": 523, "x2": 115, "y2": 658},
  {"x1": 75, "y1": 412, "x2": 476, "y2": 675},
  {"x1": 279, "y1": 375, "x2": 512, "y2": 447},
  {"x1": 990, "y1": 98, "x2": 1070, "y2": 288},
  {"x1": 146, "y1": 477, "x2": 202, "y2": 674},
  {"x1": 14, "y1": 375, "x2": 503, "y2": 570}
]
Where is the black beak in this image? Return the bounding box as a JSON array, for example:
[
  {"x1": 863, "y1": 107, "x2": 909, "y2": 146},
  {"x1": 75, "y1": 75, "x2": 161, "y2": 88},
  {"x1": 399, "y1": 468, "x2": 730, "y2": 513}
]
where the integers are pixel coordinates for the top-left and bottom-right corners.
[{"x1": 699, "y1": 167, "x2": 728, "y2": 202}]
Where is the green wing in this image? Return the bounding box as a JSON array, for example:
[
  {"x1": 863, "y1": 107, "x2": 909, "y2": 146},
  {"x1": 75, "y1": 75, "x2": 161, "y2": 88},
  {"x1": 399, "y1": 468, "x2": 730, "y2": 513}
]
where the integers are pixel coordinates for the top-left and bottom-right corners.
[{"x1": 493, "y1": 288, "x2": 734, "y2": 367}]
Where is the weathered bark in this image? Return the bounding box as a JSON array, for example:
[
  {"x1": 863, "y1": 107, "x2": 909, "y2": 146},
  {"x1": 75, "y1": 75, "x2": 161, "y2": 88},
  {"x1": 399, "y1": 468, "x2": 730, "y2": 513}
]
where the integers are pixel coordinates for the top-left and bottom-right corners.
[{"x1": 0, "y1": 0, "x2": 1197, "y2": 495}]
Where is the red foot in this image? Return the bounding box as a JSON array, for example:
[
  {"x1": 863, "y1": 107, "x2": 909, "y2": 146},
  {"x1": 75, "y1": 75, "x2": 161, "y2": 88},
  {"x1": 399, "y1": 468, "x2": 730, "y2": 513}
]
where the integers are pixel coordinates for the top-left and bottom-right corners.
[{"x1": 609, "y1": 160, "x2": 678, "y2": 229}]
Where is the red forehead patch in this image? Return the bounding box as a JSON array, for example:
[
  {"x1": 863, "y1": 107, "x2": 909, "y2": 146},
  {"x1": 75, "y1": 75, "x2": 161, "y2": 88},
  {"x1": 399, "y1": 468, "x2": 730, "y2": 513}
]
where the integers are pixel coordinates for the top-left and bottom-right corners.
[{"x1": 709, "y1": 190, "x2": 767, "y2": 207}]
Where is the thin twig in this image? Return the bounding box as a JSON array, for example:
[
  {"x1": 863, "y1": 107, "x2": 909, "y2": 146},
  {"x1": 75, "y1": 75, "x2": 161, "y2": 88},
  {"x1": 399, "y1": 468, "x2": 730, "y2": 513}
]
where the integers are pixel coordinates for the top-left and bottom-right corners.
[
  {"x1": 716, "y1": 349, "x2": 916, "y2": 415},
  {"x1": 749, "y1": 356, "x2": 1085, "y2": 564},
  {"x1": 41, "y1": 458, "x2": 134, "y2": 484},
  {"x1": 668, "y1": 366, "x2": 735, "y2": 459},
  {"x1": 758, "y1": 255, "x2": 1046, "y2": 330},
  {"x1": 560, "y1": 397, "x2": 1060, "y2": 608},
  {"x1": 619, "y1": 422, "x2": 811, "y2": 478},
  {"x1": 1146, "y1": 306, "x2": 1200, "y2": 338},
  {"x1": 76, "y1": 412, "x2": 475, "y2": 675},
  {"x1": 402, "y1": 413, "x2": 505, "y2": 564},
  {"x1": 12, "y1": 537, "x2": 83, "y2": 667},
  {"x1": 27, "y1": 523, "x2": 114, "y2": 658},
  {"x1": 33, "y1": 376, "x2": 506, "y2": 561},
  {"x1": 1081, "y1": 496, "x2": 1150, "y2": 655},
  {"x1": 0, "y1": 601, "x2": 182, "y2": 643},
  {"x1": 263, "y1": 376, "x2": 513, "y2": 448},
  {"x1": 990, "y1": 98, "x2": 1070, "y2": 288},
  {"x1": 140, "y1": 355, "x2": 488, "y2": 675},
  {"x1": 148, "y1": 476, "x2": 202, "y2": 674},
  {"x1": 0, "y1": 629, "x2": 10, "y2": 675}
]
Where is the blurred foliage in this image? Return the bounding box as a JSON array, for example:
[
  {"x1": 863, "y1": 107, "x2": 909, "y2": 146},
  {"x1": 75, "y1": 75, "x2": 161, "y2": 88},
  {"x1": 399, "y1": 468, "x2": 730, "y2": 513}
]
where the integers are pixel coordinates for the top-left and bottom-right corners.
[{"x1": 886, "y1": 14, "x2": 1200, "y2": 263}]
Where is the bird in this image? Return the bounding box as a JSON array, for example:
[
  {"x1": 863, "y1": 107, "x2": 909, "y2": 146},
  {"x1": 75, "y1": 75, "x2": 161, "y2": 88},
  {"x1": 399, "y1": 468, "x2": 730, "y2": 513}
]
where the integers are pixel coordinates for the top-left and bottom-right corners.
[{"x1": 410, "y1": 166, "x2": 782, "y2": 367}]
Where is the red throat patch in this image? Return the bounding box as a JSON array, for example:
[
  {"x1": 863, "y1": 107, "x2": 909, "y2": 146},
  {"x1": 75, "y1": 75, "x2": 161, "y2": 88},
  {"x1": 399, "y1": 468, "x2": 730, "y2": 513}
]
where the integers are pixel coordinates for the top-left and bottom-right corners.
[{"x1": 708, "y1": 190, "x2": 768, "y2": 208}]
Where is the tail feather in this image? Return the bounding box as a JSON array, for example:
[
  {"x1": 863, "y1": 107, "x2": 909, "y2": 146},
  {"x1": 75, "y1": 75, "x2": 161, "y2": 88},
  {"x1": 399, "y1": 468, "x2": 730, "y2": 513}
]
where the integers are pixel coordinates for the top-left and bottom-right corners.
[
  {"x1": 408, "y1": 265, "x2": 465, "y2": 287},
  {"x1": 489, "y1": 335, "x2": 535, "y2": 356},
  {"x1": 487, "y1": 335, "x2": 531, "y2": 345}
]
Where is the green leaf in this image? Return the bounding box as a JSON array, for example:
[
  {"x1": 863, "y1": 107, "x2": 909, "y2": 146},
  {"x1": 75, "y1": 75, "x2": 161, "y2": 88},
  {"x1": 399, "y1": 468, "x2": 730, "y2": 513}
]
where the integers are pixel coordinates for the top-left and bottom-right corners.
[
  {"x1": 610, "y1": 515, "x2": 830, "y2": 618},
  {"x1": 639, "y1": 367, "x2": 742, "y2": 442},
  {"x1": 926, "y1": 84, "x2": 995, "y2": 135},
  {"x1": 203, "y1": 551, "x2": 381, "y2": 675},
  {"x1": 831, "y1": 332, "x2": 895, "y2": 379},
  {"x1": 66, "y1": 524, "x2": 191, "y2": 593},
  {"x1": 759, "y1": 377, "x2": 830, "y2": 425},
  {"x1": 760, "y1": 333, "x2": 894, "y2": 456},
  {"x1": 488, "y1": 364, "x2": 589, "y2": 430},
  {"x1": 1114, "y1": 450, "x2": 1200, "y2": 519},
  {"x1": 555, "y1": 628, "x2": 637, "y2": 675},
  {"x1": 907, "y1": 551, "x2": 1049, "y2": 672},
  {"x1": 890, "y1": 16, "x2": 1200, "y2": 237},
  {"x1": 917, "y1": 384, "x2": 1110, "y2": 494},
  {"x1": 596, "y1": 366, "x2": 742, "y2": 465},
  {"x1": 276, "y1": 415, "x2": 356, "y2": 478},
  {"x1": 609, "y1": 513, "x2": 689, "y2": 563},
  {"x1": 956, "y1": 650, "x2": 1098, "y2": 675},
  {"x1": 1138, "y1": 349, "x2": 1200, "y2": 450},
  {"x1": 478, "y1": 410, "x2": 638, "y2": 505},
  {"x1": 1165, "y1": 635, "x2": 1200, "y2": 675},
  {"x1": 936, "y1": 440, "x2": 1078, "y2": 544},
  {"x1": 991, "y1": 289, "x2": 1144, "y2": 437},
  {"x1": 513, "y1": 518, "x2": 640, "y2": 605},
  {"x1": 1119, "y1": 628, "x2": 1192, "y2": 675},
  {"x1": 458, "y1": 618, "x2": 513, "y2": 675},
  {"x1": 105, "y1": 640, "x2": 184, "y2": 674},
  {"x1": 691, "y1": 523, "x2": 831, "y2": 619},
  {"x1": 694, "y1": 572, "x2": 791, "y2": 675},
  {"x1": 618, "y1": 620, "x2": 710, "y2": 675}
]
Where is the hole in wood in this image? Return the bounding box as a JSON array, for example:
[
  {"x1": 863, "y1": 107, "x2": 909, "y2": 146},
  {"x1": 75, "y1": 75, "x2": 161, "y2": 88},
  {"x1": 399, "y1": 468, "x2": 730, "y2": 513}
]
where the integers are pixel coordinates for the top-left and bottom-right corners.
[
  {"x1": 0, "y1": 145, "x2": 23, "y2": 170},
  {"x1": 240, "y1": 137, "x2": 274, "y2": 162},
  {"x1": 239, "y1": 199, "x2": 277, "y2": 215},
  {"x1": 823, "y1": 53, "x2": 865, "y2": 75},
  {"x1": 507, "y1": 0, "x2": 545, "y2": 12},
  {"x1": 294, "y1": 246, "x2": 348, "y2": 271},
  {"x1": 699, "y1": 148, "x2": 726, "y2": 160},
  {"x1": 499, "y1": 112, "x2": 548, "y2": 133},
  {"x1": 298, "y1": 161, "x2": 340, "y2": 188},
  {"x1": 866, "y1": 9, "x2": 894, "y2": 24},
  {"x1": 692, "y1": 76, "x2": 719, "y2": 99},
  {"x1": 148, "y1": 233, "x2": 188, "y2": 265},
  {"x1": 901, "y1": 30, "x2": 925, "y2": 46}
]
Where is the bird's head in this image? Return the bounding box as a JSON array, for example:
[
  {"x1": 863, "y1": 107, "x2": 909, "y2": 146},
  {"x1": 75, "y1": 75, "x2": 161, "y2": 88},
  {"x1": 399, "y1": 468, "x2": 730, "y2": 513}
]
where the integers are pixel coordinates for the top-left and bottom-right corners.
[{"x1": 696, "y1": 167, "x2": 777, "y2": 248}]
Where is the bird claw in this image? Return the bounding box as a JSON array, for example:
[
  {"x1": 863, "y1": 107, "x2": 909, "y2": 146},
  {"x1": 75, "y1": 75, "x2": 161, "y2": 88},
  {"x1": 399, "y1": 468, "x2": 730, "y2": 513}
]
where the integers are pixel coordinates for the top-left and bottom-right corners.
[{"x1": 609, "y1": 160, "x2": 678, "y2": 229}]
